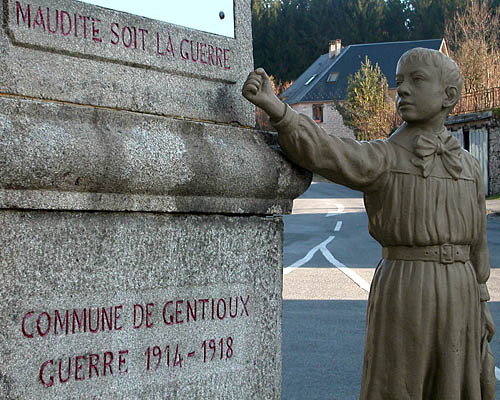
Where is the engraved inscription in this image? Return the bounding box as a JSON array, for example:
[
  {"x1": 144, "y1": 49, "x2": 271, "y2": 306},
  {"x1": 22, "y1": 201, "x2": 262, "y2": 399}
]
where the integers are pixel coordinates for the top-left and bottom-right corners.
[
  {"x1": 9, "y1": 0, "x2": 238, "y2": 81},
  {"x1": 17, "y1": 292, "x2": 251, "y2": 389}
]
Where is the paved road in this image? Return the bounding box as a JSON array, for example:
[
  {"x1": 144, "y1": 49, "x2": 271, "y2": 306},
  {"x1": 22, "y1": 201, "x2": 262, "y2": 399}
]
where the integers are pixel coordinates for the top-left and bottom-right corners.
[{"x1": 282, "y1": 181, "x2": 500, "y2": 400}]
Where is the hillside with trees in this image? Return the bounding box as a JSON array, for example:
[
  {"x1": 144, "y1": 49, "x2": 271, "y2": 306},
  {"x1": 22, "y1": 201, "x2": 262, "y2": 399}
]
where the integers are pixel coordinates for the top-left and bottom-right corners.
[{"x1": 252, "y1": 0, "x2": 500, "y2": 84}]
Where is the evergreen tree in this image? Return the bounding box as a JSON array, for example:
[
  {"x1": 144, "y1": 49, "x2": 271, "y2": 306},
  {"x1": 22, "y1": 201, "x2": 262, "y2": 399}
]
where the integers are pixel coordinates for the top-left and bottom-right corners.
[
  {"x1": 337, "y1": 57, "x2": 396, "y2": 140},
  {"x1": 405, "y1": 0, "x2": 468, "y2": 39},
  {"x1": 383, "y1": 0, "x2": 411, "y2": 41}
]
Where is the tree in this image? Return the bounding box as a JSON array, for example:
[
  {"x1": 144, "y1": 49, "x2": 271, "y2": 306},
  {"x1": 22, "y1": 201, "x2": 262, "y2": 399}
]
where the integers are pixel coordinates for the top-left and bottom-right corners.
[
  {"x1": 405, "y1": 0, "x2": 468, "y2": 40},
  {"x1": 445, "y1": 0, "x2": 500, "y2": 93},
  {"x1": 336, "y1": 57, "x2": 396, "y2": 141}
]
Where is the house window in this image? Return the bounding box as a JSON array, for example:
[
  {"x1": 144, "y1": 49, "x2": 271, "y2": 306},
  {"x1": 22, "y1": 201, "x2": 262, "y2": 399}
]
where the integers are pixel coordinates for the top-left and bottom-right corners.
[
  {"x1": 327, "y1": 72, "x2": 339, "y2": 82},
  {"x1": 313, "y1": 104, "x2": 323, "y2": 123}
]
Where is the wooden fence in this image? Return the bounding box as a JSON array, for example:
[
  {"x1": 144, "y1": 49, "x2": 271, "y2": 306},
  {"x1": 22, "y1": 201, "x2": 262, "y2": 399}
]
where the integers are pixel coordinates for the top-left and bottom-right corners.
[{"x1": 451, "y1": 87, "x2": 500, "y2": 115}]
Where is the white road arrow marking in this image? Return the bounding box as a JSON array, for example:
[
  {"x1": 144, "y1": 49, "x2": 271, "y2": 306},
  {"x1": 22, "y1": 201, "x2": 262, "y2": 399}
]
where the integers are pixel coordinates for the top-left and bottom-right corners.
[
  {"x1": 319, "y1": 245, "x2": 370, "y2": 292},
  {"x1": 283, "y1": 236, "x2": 335, "y2": 275},
  {"x1": 326, "y1": 203, "x2": 344, "y2": 217},
  {"x1": 496, "y1": 366, "x2": 500, "y2": 381},
  {"x1": 284, "y1": 235, "x2": 371, "y2": 293}
]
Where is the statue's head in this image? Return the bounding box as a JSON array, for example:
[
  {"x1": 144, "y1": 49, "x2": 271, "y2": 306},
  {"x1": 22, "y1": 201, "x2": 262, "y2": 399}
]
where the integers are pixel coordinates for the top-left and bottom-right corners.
[{"x1": 396, "y1": 48, "x2": 463, "y2": 122}]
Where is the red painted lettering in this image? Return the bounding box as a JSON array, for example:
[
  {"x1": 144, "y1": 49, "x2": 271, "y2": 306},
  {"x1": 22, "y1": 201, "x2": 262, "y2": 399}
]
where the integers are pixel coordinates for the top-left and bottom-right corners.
[
  {"x1": 215, "y1": 47, "x2": 223, "y2": 67},
  {"x1": 114, "y1": 304, "x2": 123, "y2": 330},
  {"x1": 133, "y1": 304, "x2": 144, "y2": 329},
  {"x1": 58, "y1": 357, "x2": 71, "y2": 384},
  {"x1": 110, "y1": 22, "x2": 119, "y2": 45},
  {"x1": 91, "y1": 18, "x2": 102, "y2": 42},
  {"x1": 88, "y1": 353, "x2": 99, "y2": 378},
  {"x1": 162, "y1": 301, "x2": 174, "y2": 325},
  {"x1": 73, "y1": 13, "x2": 78, "y2": 37},
  {"x1": 138, "y1": 28, "x2": 148, "y2": 50},
  {"x1": 240, "y1": 295, "x2": 250, "y2": 316},
  {"x1": 133, "y1": 304, "x2": 153, "y2": 328},
  {"x1": 217, "y1": 298, "x2": 226, "y2": 320},
  {"x1": 180, "y1": 39, "x2": 189, "y2": 60},
  {"x1": 175, "y1": 300, "x2": 184, "y2": 324},
  {"x1": 74, "y1": 355, "x2": 85, "y2": 381},
  {"x1": 146, "y1": 303, "x2": 154, "y2": 328},
  {"x1": 39, "y1": 360, "x2": 54, "y2": 387},
  {"x1": 21, "y1": 311, "x2": 34, "y2": 338},
  {"x1": 133, "y1": 303, "x2": 153, "y2": 329},
  {"x1": 39, "y1": 349, "x2": 127, "y2": 386},
  {"x1": 33, "y1": 6, "x2": 46, "y2": 31},
  {"x1": 101, "y1": 306, "x2": 113, "y2": 331},
  {"x1": 71, "y1": 309, "x2": 86, "y2": 333},
  {"x1": 88, "y1": 308, "x2": 99, "y2": 333},
  {"x1": 199, "y1": 42, "x2": 207, "y2": 64},
  {"x1": 46, "y1": 8, "x2": 59, "y2": 34},
  {"x1": 229, "y1": 297, "x2": 238, "y2": 318},
  {"x1": 208, "y1": 45, "x2": 215, "y2": 65},
  {"x1": 54, "y1": 309, "x2": 69, "y2": 335},
  {"x1": 118, "y1": 350, "x2": 128, "y2": 374},
  {"x1": 156, "y1": 33, "x2": 175, "y2": 56},
  {"x1": 190, "y1": 40, "x2": 198, "y2": 62},
  {"x1": 36, "y1": 312, "x2": 51, "y2": 337},
  {"x1": 187, "y1": 300, "x2": 197, "y2": 322},
  {"x1": 223, "y1": 49, "x2": 230, "y2": 70},
  {"x1": 16, "y1": 1, "x2": 31, "y2": 28},
  {"x1": 122, "y1": 26, "x2": 133, "y2": 48},
  {"x1": 79, "y1": 15, "x2": 90, "y2": 39},
  {"x1": 103, "y1": 351, "x2": 113, "y2": 376},
  {"x1": 200, "y1": 299, "x2": 208, "y2": 319},
  {"x1": 60, "y1": 10, "x2": 72, "y2": 36}
]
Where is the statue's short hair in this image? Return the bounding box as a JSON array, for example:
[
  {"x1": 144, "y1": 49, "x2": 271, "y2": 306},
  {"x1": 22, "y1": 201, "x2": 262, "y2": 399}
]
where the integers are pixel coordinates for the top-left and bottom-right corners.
[{"x1": 397, "y1": 48, "x2": 463, "y2": 107}]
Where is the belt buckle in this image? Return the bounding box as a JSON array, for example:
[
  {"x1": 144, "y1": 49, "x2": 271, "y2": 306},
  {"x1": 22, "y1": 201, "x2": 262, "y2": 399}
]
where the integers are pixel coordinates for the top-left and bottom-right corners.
[{"x1": 440, "y1": 244, "x2": 454, "y2": 264}]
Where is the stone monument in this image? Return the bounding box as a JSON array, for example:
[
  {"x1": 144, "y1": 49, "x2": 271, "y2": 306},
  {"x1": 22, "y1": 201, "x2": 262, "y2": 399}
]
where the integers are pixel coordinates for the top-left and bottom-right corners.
[{"x1": 0, "y1": 1, "x2": 310, "y2": 398}]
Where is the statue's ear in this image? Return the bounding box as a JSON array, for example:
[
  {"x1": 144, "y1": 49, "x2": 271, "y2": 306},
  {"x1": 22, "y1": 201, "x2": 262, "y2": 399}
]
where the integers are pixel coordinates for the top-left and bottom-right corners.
[{"x1": 443, "y1": 86, "x2": 459, "y2": 108}]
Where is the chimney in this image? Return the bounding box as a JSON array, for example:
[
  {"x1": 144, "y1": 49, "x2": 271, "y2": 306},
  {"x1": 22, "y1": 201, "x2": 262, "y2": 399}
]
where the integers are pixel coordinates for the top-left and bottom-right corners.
[
  {"x1": 329, "y1": 39, "x2": 342, "y2": 58},
  {"x1": 329, "y1": 41, "x2": 335, "y2": 58},
  {"x1": 335, "y1": 39, "x2": 342, "y2": 56}
]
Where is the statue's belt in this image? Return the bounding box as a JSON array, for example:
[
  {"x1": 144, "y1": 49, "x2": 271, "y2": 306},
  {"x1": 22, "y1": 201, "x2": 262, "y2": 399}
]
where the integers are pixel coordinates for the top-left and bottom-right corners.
[{"x1": 382, "y1": 244, "x2": 470, "y2": 264}]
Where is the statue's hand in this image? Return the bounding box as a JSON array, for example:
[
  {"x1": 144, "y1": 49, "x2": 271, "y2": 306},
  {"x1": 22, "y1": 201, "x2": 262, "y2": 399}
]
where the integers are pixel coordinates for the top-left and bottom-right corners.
[
  {"x1": 242, "y1": 68, "x2": 275, "y2": 110},
  {"x1": 481, "y1": 301, "x2": 496, "y2": 342}
]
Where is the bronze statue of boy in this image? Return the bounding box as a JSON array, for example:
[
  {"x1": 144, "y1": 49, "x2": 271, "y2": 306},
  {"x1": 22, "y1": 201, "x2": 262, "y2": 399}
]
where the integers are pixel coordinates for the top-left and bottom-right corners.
[{"x1": 243, "y1": 48, "x2": 496, "y2": 399}]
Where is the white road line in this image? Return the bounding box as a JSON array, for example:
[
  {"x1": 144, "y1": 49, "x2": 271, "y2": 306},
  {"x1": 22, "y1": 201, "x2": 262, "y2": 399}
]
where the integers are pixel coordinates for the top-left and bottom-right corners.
[
  {"x1": 286, "y1": 200, "x2": 371, "y2": 291},
  {"x1": 496, "y1": 366, "x2": 500, "y2": 381},
  {"x1": 326, "y1": 203, "x2": 344, "y2": 217},
  {"x1": 284, "y1": 235, "x2": 371, "y2": 293},
  {"x1": 319, "y1": 245, "x2": 371, "y2": 292},
  {"x1": 283, "y1": 236, "x2": 335, "y2": 275}
]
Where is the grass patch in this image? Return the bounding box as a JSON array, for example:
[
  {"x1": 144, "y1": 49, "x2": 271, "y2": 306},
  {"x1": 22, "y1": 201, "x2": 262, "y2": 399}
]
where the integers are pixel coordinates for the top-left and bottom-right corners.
[{"x1": 487, "y1": 194, "x2": 500, "y2": 200}]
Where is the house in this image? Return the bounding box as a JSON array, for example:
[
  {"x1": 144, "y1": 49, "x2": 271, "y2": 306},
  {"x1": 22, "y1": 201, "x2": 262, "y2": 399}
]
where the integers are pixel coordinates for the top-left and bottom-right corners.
[{"x1": 280, "y1": 38, "x2": 448, "y2": 138}]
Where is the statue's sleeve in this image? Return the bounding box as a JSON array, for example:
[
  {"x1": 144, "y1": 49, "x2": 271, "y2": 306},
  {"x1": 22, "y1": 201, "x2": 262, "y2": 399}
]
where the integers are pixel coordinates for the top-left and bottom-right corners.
[
  {"x1": 471, "y1": 161, "x2": 491, "y2": 302},
  {"x1": 273, "y1": 105, "x2": 390, "y2": 191}
]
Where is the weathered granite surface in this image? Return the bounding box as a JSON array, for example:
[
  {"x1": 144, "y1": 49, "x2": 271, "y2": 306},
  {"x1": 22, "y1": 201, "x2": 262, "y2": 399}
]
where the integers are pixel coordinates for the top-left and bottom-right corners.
[
  {"x1": 0, "y1": 0, "x2": 255, "y2": 126},
  {"x1": 0, "y1": 1, "x2": 312, "y2": 398},
  {"x1": 0, "y1": 211, "x2": 282, "y2": 399},
  {"x1": 0, "y1": 96, "x2": 310, "y2": 214}
]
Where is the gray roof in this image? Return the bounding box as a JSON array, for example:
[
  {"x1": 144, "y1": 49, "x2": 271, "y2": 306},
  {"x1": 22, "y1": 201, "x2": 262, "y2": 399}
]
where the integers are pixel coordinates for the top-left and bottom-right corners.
[{"x1": 280, "y1": 39, "x2": 445, "y2": 104}]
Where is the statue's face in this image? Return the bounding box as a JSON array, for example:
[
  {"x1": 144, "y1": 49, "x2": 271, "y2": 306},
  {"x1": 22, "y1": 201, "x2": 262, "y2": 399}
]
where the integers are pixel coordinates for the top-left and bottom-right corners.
[{"x1": 395, "y1": 59, "x2": 445, "y2": 123}]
